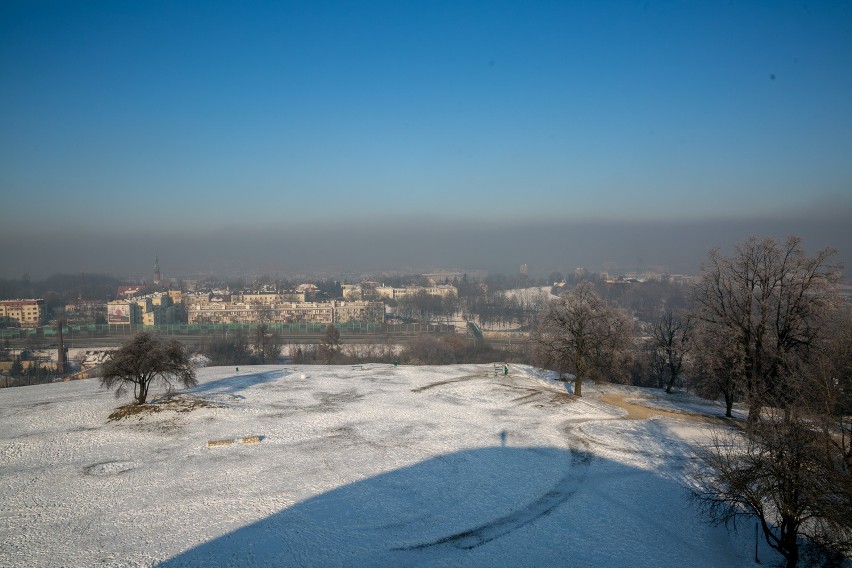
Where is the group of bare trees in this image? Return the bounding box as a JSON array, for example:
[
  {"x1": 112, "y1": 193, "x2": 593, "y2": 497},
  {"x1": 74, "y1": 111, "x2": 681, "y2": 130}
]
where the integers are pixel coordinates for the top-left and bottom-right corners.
[
  {"x1": 396, "y1": 292, "x2": 456, "y2": 325},
  {"x1": 461, "y1": 290, "x2": 548, "y2": 331},
  {"x1": 533, "y1": 235, "x2": 850, "y2": 565},
  {"x1": 693, "y1": 236, "x2": 842, "y2": 420},
  {"x1": 197, "y1": 324, "x2": 283, "y2": 366},
  {"x1": 688, "y1": 236, "x2": 850, "y2": 567}
]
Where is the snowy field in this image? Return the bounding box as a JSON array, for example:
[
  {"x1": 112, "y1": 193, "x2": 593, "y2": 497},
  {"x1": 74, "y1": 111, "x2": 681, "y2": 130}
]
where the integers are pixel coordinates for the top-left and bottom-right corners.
[{"x1": 0, "y1": 364, "x2": 777, "y2": 567}]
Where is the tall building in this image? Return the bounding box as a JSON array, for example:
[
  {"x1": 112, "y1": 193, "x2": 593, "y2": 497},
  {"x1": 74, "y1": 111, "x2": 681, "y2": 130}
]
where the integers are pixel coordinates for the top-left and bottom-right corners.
[
  {"x1": 0, "y1": 299, "x2": 45, "y2": 328},
  {"x1": 153, "y1": 256, "x2": 161, "y2": 286}
]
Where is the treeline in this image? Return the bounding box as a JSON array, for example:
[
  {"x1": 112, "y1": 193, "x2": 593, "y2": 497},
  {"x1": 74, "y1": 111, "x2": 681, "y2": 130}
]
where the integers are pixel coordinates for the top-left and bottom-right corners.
[
  {"x1": 533, "y1": 235, "x2": 851, "y2": 566},
  {"x1": 0, "y1": 358, "x2": 59, "y2": 388},
  {"x1": 196, "y1": 324, "x2": 282, "y2": 366},
  {"x1": 193, "y1": 324, "x2": 530, "y2": 367}
]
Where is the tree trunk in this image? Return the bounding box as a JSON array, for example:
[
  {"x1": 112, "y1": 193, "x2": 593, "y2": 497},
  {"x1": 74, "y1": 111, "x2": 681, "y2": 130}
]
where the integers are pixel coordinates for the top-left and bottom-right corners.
[
  {"x1": 574, "y1": 378, "x2": 583, "y2": 397},
  {"x1": 665, "y1": 362, "x2": 678, "y2": 393},
  {"x1": 724, "y1": 392, "x2": 734, "y2": 418},
  {"x1": 136, "y1": 380, "x2": 149, "y2": 405},
  {"x1": 748, "y1": 402, "x2": 762, "y2": 423},
  {"x1": 780, "y1": 516, "x2": 799, "y2": 568},
  {"x1": 785, "y1": 548, "x2": 798, "y2": 568}
]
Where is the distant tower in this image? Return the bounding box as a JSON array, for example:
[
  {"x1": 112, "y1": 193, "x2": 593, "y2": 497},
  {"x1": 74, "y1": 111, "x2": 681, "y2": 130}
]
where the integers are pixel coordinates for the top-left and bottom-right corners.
[
  {"x1": 56, "y1": 319, "x2": 66, "y2": 375},
  {"x1": 153, "y1": 256, "x2": 162, "y2": 286},
  {"x1": 519, "y1": 263, "x2": 529, "y2": 287}
]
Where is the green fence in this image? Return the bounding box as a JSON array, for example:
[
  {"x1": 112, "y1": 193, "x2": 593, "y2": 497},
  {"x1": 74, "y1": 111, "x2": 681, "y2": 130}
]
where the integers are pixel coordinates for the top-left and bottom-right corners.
[{"x1": 0, "y1": 322, "x2": 454, "y2": 341}]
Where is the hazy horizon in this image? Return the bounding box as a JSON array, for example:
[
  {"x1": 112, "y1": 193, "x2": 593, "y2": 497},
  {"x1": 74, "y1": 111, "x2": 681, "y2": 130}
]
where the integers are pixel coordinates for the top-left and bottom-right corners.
[
  {"x1": 2, "y1": 206, "x2": 850, "y2": 281},
  {"x1": 2, "y1": 2, "x2": 851, "y2": 281}
]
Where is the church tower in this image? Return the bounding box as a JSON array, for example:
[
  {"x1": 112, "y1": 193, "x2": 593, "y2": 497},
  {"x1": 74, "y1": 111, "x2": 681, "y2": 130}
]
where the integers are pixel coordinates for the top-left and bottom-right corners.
[{"x1": 153, "y1": 256, "x2": 162, "y2": 286}]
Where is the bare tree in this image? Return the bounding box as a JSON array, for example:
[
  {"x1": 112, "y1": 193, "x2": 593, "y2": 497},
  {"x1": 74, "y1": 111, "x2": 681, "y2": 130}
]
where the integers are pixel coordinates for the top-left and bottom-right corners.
[
  {"x1": 823, "y1": 308, "x2": 852, "y2": 467},
  {"x1": 692, "y1": 235, "x2": 841, "y2": 420},
  {"x1": 691, "y1": 302, "x2": 852, "y2": 567},
  {"x1": 252, "y1": 323, "x2": 282, "y2": 364},
  {"x1": 691, "y1": 383, "x2": 852, "y2": 567},
  {"x1": 689, "y1": 322, "x2": 742, "y2": 418},
  {"x1": 318, "y1": 324, "x2": 341, "y2": 364},
  {"x1": 649, "y1": 309, "x2": 693, "y2": 393},
  {"x1": 403, "y1": 334, "x2": 456, "y2": 365},
  {"x1": 199, "y1": 330, "x2": 253, "y2": 366},
  {"x1": 101, "y1": 332, "x2": 196, "y2": 405},
  {"x1": 533, "y1": 282, "x2": 633, "y2": 396}
]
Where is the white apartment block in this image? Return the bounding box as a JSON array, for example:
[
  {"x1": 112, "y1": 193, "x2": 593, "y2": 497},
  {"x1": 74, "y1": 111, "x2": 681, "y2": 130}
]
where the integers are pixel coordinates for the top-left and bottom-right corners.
[
  {"x1": 187, "y1": 300, "x2": 384, "y2": 325},
  {"x1": 374, "y1": 285, "x2": 457, "y2": 300}
]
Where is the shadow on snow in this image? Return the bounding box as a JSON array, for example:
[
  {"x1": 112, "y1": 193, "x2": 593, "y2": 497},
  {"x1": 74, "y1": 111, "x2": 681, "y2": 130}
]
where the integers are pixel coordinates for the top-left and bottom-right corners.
[
  {"x1": 187, "y1": 370, "x2": 287, "y2": 396},
  {"x1": 158, "y1": 445, "x2": 771, "y2": 568}
]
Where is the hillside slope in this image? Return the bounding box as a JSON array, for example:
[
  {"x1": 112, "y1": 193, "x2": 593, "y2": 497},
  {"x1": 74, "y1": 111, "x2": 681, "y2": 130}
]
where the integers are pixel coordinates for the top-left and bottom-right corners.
[{"x1": 0, "y1": 364, "x2": 774, "y2": 567}]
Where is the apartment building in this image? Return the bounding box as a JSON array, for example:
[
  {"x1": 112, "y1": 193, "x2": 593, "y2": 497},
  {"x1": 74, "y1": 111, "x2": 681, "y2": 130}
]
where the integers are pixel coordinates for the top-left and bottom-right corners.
[
  {"x1": 374, "y1": 285, "x2": 458, "y2": 300},
  {"x1": 0, "y1": 299, "x2": 46, "y2": 328},
  {"x1": 63, "y1": 300, "x2": 107, "y2": 324},
  {"x1": 231, "y1": 291, "x2": 306, "y2": 303},
  {"x1": 107, "y1": 293, "x2": 175, "y2": 326},
  {"x1": 187, "y1": 300, "x2": 384, "y2": 325}
]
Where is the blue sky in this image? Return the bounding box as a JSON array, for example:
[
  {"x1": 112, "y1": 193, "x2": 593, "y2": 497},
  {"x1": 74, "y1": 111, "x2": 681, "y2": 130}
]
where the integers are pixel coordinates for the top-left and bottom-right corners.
[{"x1": 1, "y1": 1, "x2": 851, "y2": 277}]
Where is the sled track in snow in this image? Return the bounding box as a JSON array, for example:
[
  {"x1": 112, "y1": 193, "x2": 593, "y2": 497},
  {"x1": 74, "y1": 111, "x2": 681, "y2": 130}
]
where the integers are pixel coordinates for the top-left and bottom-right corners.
[{"x1": 396, "y1": 437, "x2": 593, "y2": 551}]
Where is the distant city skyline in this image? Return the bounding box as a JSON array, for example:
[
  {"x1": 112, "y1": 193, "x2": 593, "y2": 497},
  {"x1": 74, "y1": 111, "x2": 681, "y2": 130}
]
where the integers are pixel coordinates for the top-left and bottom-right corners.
[{"x1": 2, "y1": 2, "x2": 851, "y2": 278}]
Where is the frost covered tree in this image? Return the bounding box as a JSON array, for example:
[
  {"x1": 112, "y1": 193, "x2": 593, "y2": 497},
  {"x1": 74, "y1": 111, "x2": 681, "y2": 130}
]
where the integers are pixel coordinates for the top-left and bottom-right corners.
[
  {"x1": 649, "y1": 309, "x2": 692, "y2": 393},
  {"x1": 692, "y1": 235, "x2": 841, "y2": 420},
  {"x1": 689, "y1": 322, "x2": 742, "y2": 418},
  {"x1": 533, "y1": 282, "x2": 633, "y2": 397},
  {"x1": 690, "y1": 237, "x2": 851, "y2": 567},
  {"x1": 691, "y1": 362, "x2": 852, "y2": 568},
  {"x1": 101, "y1": 332, "x2": 196, "y2": 405}
]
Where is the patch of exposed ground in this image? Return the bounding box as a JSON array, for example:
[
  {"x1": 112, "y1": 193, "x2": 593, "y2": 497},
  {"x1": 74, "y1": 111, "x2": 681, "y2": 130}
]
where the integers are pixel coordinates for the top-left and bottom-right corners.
[
  {"x1": 500, "y1": 384, "x2": 575, "y2": 407},
  {"x1": 411, "y1": 376, "x2": 484, "y2": 393},
  {"x1": 415, "y1": 376, "x2": 577, "y2": 409},
  {"x1": 107, "y1": 394, "x2": 224, "y2": 421},
  {"x1": 599, "y1": 393, "x2": 735, "y2": 426}
]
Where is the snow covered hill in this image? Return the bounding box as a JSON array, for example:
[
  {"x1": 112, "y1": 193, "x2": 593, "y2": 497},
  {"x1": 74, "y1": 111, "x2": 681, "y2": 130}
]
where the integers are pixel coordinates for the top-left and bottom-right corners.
[{"x1": 0, "y1": 364, "x2": 775, "y2": 567}]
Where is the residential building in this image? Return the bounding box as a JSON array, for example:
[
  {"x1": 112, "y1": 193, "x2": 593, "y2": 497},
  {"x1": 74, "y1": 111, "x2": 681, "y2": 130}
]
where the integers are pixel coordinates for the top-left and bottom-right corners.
[
  {"x1": 422, "y1": 273, "x2": 462, "y2": 285},
  {"x1": 341, "y1": 284, "x2": 362, "y2": 300},
  {"x1": 332, "y1": 301, "x2": 385, "y2": 324},
  {"x1": 374, "y1": 285, "x2": 457, "y2": 300},
  {"x1": 107, "y1": 300, "x2": 141, "y2": 325},
  {"x1": 107, "y1": 293, "x2": 174, "y2": 326},
  {"x1": 187, "y1": 300, "x2": 384, "y2": 325},
  {"x1": 63, "y1": 300, "x2": 106, "y2": 324},
  {"x1": 0, "y1": 299, "x2": 45, "y2": 328},
  {"x1": 231, "y1": 291, "x2": 306, "y2": 303},
  {"x1": 117, "y1": 285, "x2": 145, "y2": 298}
]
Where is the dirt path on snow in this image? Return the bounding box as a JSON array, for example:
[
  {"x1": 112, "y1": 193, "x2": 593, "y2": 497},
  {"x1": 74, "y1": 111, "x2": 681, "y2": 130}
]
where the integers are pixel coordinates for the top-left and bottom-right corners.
[{"x1": 598, "y1": 393, "x2": 735, "y2": 426}]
